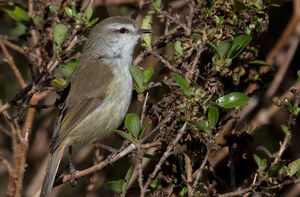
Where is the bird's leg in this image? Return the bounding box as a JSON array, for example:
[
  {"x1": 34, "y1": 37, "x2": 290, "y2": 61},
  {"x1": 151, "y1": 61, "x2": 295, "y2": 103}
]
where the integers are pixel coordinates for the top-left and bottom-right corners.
[{"x1": 68, "y1": 146, "x2": 77, "y2": 187}]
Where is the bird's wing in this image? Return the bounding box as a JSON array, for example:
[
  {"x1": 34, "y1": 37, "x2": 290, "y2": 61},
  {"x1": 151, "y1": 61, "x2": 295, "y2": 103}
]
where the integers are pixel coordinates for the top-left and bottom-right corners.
[{"x1": 50, "y1": 61, "x2": 114, "y2": 152}]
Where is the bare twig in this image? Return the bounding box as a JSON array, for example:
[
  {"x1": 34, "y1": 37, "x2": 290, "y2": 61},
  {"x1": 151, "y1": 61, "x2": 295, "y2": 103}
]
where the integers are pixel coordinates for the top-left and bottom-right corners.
[
  {"x1": 143, "y1": 122, "x2": 187, "y2": 194},
  {"x1": 184, "y1": 153, "x2": 192, "y2": 197},
  {"x1": 191, "y1": 147, "x2": 210, "y2": 194},
  {"x1": 53, "y1": 142, "x2": 160, "y2": 186}
]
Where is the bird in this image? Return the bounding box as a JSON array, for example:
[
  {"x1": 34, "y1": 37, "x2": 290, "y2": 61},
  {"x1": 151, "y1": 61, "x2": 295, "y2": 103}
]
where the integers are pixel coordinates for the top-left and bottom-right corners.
[{"x1": 40, "y1": 16, "x2": 152, "y2": 197}]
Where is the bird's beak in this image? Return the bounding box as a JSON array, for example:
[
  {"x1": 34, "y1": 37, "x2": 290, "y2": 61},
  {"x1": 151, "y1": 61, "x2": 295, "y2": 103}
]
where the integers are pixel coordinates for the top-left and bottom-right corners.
[{"x1": 137, "y1": 29, "x2": 152, "y2": 34}]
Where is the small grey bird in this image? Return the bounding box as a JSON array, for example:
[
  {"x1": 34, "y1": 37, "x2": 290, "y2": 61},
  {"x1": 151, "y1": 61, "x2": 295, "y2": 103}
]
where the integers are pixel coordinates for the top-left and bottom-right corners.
[{"x1": 40, "y1": 16, "x2": 152, "y2": 197}]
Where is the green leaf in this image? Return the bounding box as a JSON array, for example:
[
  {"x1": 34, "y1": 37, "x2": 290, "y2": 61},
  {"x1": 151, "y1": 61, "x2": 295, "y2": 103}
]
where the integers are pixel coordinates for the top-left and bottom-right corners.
[
  {"x1": 115, "y1": 130, "x2": 135, "y2": 143},
  {"x1": 249, "y1": 60, "x2": 269, "y2": 65},
  {"x1": 179, "y1": 187, "x2": 188, "y2": 197},
  {"x1": 170, "y1": 72, "x2": 190, "y2": 97},
  {"x1": 216, "y1": 92, "x2": 249, "y2": 108},
  {"x1": 125, "y1": 113, "x2": 141, "y2": 139},
  {"x1": 59, "y1": 58, "x2": 79, "y2": 80},
  {"x1": 143, "y1": 67, "x2": 153, "y2": 84},
  {"x1": 280, "y1": 125, "x2": 288, "y2": 134},
  {"x1": 227, "y1": 35, "x2": 252, "y2": 59},
  {"x1": 64, "y1": 7, "x2": 73, "y2": 17},
  {"x1": 150, "y1": 178, "x2": 159, "y2": 189},
  {"x1": 87, "y1": 17, "x2": 99, "y2": 27},
  {"x1": 139, "y1": 122, "x2": 148, "y2": 140},
  {"x1": 268, "y1": 160, "x2": 287, "y2": 177},
  {"x1": 108, "y1": 180, "x2": 125, "y2": 194},
  {"x1": 174, "y1": 41, "x2": 183, "y2": 56},
  {"x1": 54, "y1": 24, "x2": 68, "y2": 47},
  {"x1": 188, "y1": 120, "x2": 211, "y2": 134},
  {"x1": 49, "y1": 5, "x2": 57, "y2": 13},
  {"x1": 51, "y1": 78, "x2": 67, "y2": 89},
  {"x1": 288, "y1": 159, "x2": 300, "y2": 177},
  {"x1": 253, "y1": 154, "x2": 266, "y2": 170},
  {"x1": 152, "y1": 0, "x2": 162, "y2": 10},
  {"x1": 206, "y1": 41, "x2": 219, "y2": 54},
  {"x1": 297, "y1": 70, "x2": 300, "y2": 82},
  {"x1": 125, "y1": 166, "x2": 133, "y2": 183},
  {"x1": 3, "y1": 5, "x2": 29, "y2": 22},
  {"x1": 217, "y1": 40, "x2": 233, "y2": 58},
  {"x1": 10, "y1": 22, "x2": 27, "y2": 36},
  {"x1": 141, "y1": 15, "x2": 152, "y2": 49},
  {"x1": 208, "y1": 106, "x2": 219, "y2": 128},
  {"x1": 86, "y1": 6, "x2": 93, "y2": 20},
  {"x1": 129, "y1": 65, "x2": 146, "y2": 93}
]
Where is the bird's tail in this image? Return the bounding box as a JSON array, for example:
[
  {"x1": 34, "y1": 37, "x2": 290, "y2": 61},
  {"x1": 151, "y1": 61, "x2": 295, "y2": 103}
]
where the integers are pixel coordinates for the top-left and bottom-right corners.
[{"x1": 40, "y1": 140, "x2": 67, "y2": 197}]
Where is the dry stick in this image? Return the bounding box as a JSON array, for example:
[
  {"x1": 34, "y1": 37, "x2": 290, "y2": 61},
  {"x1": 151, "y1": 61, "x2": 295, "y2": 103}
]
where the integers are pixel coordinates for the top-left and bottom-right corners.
[
  {"x1": 53, "y1": 142, "x2": 160, "y2": 186},
  {"x1": 140, "y1": 92, "x2": 149, "y2": 125},
  {"x1": 137, "y1": 147, "x2": 145, "y2": 197},
  {"x1": 219, "y1": 185, "x2": 257, "y2": 197},
  {"x1": 191, "y1": 147, "x2": 210, "y2": 194},
  {"x1": 142, "y1": 122, "x2": 187, "y2": 194},
  {"x1": 150, "y1": 51, "x2": 182, "y2": 74},
  {"x1": 141, "y1": 111, "x2": 174, "y2": 143},
  {"x1": 0, "y1": 37, "x2": 26, "y2": 88},
  {"x1": 265, "y1": 23, "x2": 300, "y2": 99},
  {"x1": 265, "y1": 0, "x2": 300, "y2": 67},
  {"x1": 184, "y1": 153, "x2": 193, "y2": 197}
]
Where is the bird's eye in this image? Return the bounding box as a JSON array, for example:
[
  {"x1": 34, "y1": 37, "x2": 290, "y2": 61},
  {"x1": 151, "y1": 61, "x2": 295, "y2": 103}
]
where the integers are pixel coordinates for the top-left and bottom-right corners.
[{"x1": 119, "y1": 28, "x2": 127, "y2": 34}]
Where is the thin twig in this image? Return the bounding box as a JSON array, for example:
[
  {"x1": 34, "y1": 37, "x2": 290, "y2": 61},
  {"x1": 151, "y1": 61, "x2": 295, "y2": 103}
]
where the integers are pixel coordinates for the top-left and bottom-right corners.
[
  {"x1": 53, "y1": 142, "x2": 160, "y2": 186},
  {"x1": 184, "y1": 153, "x2": 192, "y2": 197},
  {"x1": 150, "y1": 51, "x2": 182, "y2": 74},
  {"x1": 143, "y1": 122, "x2": 187, "y2": 194},
  {"x1": 191, "y1": 147, "x2": 210, "y2": 194},
  {"x1": 0, "y1": 37, "x2": 26, "y2": 88}
]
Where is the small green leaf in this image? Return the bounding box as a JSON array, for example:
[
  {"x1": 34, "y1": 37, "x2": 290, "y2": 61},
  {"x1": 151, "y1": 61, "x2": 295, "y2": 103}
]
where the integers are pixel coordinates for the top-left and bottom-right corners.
[
  {"x1": 51, "y1": 78, "x2": 67, "y2": 89},
  {"x1": 143, "y1": 67, "x2": 153, "y2": 84},
  {"x1": 216, "y1": 92, "x2": 249, "y2": 108},
  {"x1": 179, "y1": 187, "x2": 188, "y2": 197},
  {"x1": 253, "y1": 154, "x2": 262, "y2": 168},
  {"x1": 10, "y1": 22, "x2": 27, "y2": 36},
  {"x1": 49, "y1": 5, "x2": 57, "y2": 13},
  {"x1": 288, "y1": 159, "x2": 300, "y2": 177},
  {"x1": 139, "y1": 122, "x2": 149, "y2": 140},
  {"x1": 188, "y1": 120, "x2": 211, "y2": 134},
  {"x1": 174, "y1": 41, "x2": 183, "y2": 56},
  {"x1": 208, "y1": 106, "x2": 219, "y2": 128},
  {"x1": 280, "y1": 125, "x2": 288, "y2": 134},
  {"x1": 206, "y1": 41, "x2": 218, "y2": 53},
  {"x1": 54, "y1": 24, "x2": 68, "y2": 47},
  {"x1": 87, "y1": 17, "x2": 99, "y2": 27},
  {"x1": 59, "y1": 58, "x2": 80, "y2": 80},
  {"x1": 268, "y1": 160, "x2": 287, "y2": 177},
  {"x1": 152, "y1": 0, "x2": 162, "y2": 10},
  {"x1": 125, "y1": 166, "x2": 133, "y2": 183},
  {"x1": 115, "y1": 130, "x2": 135, "y2": 143},
  {"x1": 141, "y1": 14, "x2": 152, "y2": 49},
  {"x1": 108, "y1": 180, "x2": 125, "y2": 194},
  {"x1": 227, "y1": 35, "x2": 252, "y2": 59},
  {"x1": 297, "y1": 70, "x2": 300, "y2": 82},
  {"x1": 249, "y1": 60, "x2": 269, "y2": 65},
  {"x1": 216, "y1": 40, "x2": 233, "y2": 58},
  {"x1": 125, "y1": 113, "x2": 141, "y2": 139},
  {"x1": 86, "y1": 6, "x2": 93, "y2": 20},
  {"x1": 170, "y1": 72, "x2": 190, "y2": 97},
  {"x1": 64, "y1": 7, "x2": 73, "y2": 17},
  {"x1": 3, "y1": 5, "x2": 29, "y2": 22},
  {"x1": 129, "y1": 65, "x2": 146, "y2": 93},
  {"x1": 150, "y1": 178, "x2": 159, "y2": 189}
]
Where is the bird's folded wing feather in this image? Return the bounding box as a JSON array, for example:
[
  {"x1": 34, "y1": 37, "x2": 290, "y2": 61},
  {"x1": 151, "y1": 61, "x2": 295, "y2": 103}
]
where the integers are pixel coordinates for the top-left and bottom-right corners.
[{"x1": 50, "y1": 61, "x2": 114, "y2": 152}]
